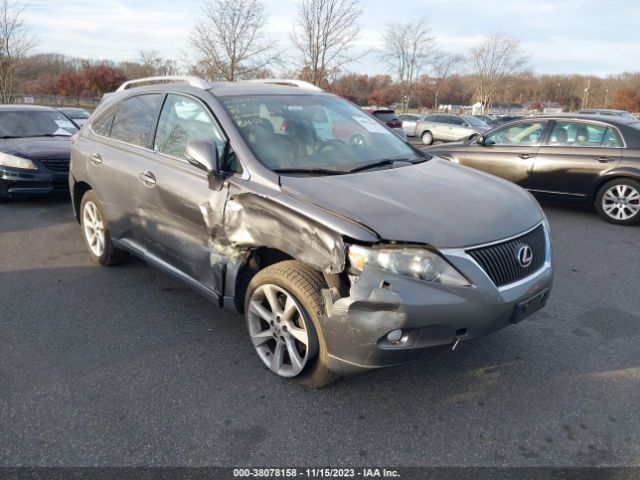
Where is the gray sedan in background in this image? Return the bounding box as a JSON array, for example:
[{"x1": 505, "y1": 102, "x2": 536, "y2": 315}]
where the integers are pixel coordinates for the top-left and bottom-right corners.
[{"x1": 416, "y1": 114, "x2": 491, "y2": 145}]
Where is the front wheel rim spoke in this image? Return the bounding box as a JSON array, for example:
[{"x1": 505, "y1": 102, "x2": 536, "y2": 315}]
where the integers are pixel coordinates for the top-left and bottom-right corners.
[
  {"x1": 270, "y1": 343, "x2": 285, "y2": 372},
  {"x1": 249, "y1": 300, "x2": 272, "y2": 322},
  {"x1": 263, "y1": 285, "x2": 282, "y2": 315},
  {"x1": 288, "y1": 324, "x2": 308, "y2": 345},
  {"x1": 282, "y1": 296, "x2": 298, "y2": 321},
  {"x1": 285, "y1": 337, "x2": 304, "y2": 372},
  {"x1": 251, "y1": 330, "x2": 272, "y2": 347}
]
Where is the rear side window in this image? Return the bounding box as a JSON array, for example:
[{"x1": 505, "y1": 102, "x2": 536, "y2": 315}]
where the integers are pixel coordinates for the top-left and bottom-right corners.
[
  {"x1": 547, "y1": 121, "x2": 622, "y2": 148},
  {"x1": 110, "y1": 94, "x2": 163, "y2": 148},
  {"x1": 91, "y1": 110, "x2": 116, "y2": 137},
  {"x1": 154, "y1": 94, "x2": 227, "y2": 161}
]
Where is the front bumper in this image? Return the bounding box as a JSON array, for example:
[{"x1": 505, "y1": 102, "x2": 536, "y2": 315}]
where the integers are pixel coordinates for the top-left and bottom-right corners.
[
  {"x1": 322, "y1": 223, "x2": 553, "y2": 375},
  {"x1": 0, "y1": 167, "x2": 69, "y2": 197}
]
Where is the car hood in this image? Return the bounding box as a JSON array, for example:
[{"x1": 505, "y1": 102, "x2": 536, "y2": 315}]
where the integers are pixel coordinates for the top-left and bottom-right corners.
[
  {"x1": 280, "y1": 158, "x2": 544, "y2": 248},
  {"x1": 0, "y1": 137, "x2": 71, "y2": 159},
  {"x1": 422, "y1": 141, "x2": 470, "y2": 153}
]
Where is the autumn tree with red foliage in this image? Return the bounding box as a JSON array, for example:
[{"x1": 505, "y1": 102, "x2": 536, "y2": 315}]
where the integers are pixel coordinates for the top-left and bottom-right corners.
[
  {"x1": 56, "y1": 70, "x2": 85, "y2": 96},
  {"x1": 612, "y1": 87, "x2": 640, "y2": 113},
  {"x1": 82, "y1": 64, "x2": 126, "y2": 97}
]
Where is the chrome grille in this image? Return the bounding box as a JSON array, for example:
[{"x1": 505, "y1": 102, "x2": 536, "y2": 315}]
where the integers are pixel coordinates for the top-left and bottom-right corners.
[{"x1": 467, "y1": 225, "x2": 546, "y2": 287}]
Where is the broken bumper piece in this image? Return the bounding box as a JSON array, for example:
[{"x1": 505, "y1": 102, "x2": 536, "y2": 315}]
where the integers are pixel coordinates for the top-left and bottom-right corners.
[{"x1": 321, "y1": 253, "x2": 553, "y2": 376}]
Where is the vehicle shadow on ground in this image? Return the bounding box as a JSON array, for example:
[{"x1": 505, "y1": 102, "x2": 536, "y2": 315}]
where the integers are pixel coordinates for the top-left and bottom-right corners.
[{"x1": 0, "y1": 194, "x2": 73, "y2": 235}]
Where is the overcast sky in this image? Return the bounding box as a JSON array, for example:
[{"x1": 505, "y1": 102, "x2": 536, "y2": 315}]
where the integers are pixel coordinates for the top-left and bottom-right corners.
[{"x1": 26, "y1": 0, "x2": 640, "y2": 77}]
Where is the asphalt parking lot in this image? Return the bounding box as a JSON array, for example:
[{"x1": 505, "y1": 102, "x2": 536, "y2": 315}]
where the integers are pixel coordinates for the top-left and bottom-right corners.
[{"x1": 1, "y1": 194, "x2": 639, "y2": 467}]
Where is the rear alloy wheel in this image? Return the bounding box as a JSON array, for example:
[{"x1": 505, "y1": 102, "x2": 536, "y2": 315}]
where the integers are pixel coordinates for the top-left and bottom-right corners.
[
  {"x1": 421, "y1": 130, "x2": 433, "y2": 145},
  {"x1": 245, "y1": 260, "x2": 339, "y2": 388},
  {"x1": 80, "y1": 190, "x2": 128, "y2": 265},
  {"x1": 596, "y1": 179, "x2": 640, "y2": 225}
]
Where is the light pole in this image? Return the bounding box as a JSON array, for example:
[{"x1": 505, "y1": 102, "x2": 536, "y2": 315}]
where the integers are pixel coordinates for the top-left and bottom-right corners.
[{"x1": 604, "y1": 88, "x2": 609, "y2": 109}]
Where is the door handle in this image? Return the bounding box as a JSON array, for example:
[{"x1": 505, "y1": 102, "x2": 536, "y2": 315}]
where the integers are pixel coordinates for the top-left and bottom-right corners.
[
  {"x1": 138, "y1": 171, "x2": 156, "y2": 186},
  {"x1": 518, "y1": 154, "x2": 534, "y2": 159},
  {"x1": 90, "y1": 153, "x2": 103, "y2": 164},
  {"x1": 597, "y1": 156, "x2": 615, "y2": 163}
]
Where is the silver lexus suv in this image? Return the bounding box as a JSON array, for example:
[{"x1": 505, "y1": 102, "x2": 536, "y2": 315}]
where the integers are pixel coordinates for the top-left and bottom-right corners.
[{"x1": 69, "y1": 76, "x2": 553, "y2": 388}]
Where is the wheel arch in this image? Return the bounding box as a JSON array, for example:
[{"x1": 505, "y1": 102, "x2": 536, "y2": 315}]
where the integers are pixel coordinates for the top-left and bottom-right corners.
[
  {"x1": 593, "y1": 169, "x2": 640, "y2": 202},
  {"x1": 230, "y1": 247, "x2": 347, "y2": 314},
  {"x1": 73, "y1": 180, "x2": 93, "y2": 223}
]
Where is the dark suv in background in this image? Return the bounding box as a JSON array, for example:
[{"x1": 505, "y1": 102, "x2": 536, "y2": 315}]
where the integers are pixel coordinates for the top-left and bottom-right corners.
[{"x1": 70, "y1": 76, "x2": 552, "y2": 387}]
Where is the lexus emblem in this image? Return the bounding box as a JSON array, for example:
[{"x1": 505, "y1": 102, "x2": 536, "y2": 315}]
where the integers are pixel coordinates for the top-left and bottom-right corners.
[{"x1": 517, "y1": 245, "x2": 533, "y2": 268}]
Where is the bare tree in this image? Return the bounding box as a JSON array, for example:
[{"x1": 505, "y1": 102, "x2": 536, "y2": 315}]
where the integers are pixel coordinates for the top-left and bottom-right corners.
[
  {"x1": 380, "y1": 17, "x2": 435, "y2": 103},
  {"x1": 430, "y1": 51, "x2": 464, "y2": 110},
  {"x1": 137, "y1": 50, "x2": 180, "y2": 76},
  {"x1": 468, "y1": 32, "x2": 528, "y2": 112},
  {"x1": 190, "y1": 0, "x2": 279, "y2": 81},
  {"x1": 0, "y1": 0, "x2": 34, "y2": 103},
  {"x1": 291, "y1": 0, "x2": 364, "y2": 87}
]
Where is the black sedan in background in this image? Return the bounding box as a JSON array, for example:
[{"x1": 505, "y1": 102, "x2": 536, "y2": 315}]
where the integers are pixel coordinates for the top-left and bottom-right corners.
[
  {"x1": 0, "y1": 105, "x2": 78, "y2": 200},
  {"x1": 423, "y1": 115, "x2": 640, "y2": 225}
]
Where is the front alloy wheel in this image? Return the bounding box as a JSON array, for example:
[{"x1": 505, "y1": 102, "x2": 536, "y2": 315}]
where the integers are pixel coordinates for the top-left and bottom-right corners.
[
  {"x1": 596, "y1": 179, "x2": 640, "y2": 225},
  {"x1": 247, "y1": 284, "x2": 311, "y2": 377},
  {"x1": 244, "y1": 260, "x2": 339, "y2": 388}
]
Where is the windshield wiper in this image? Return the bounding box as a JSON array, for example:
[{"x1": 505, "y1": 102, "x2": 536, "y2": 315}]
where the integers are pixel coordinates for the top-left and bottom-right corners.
[
  {"x1": 0, "y1": 135, "x2": 22, "y2": 139},
  {"x1": 348, "y1": 158, "x2": 409, "y2": 173},
  {"x1": 273, "y1": 167, "x2": 349, "y2": 176},
  {"x1": 34, "y1": 133, "x2": 72, "y2": 137}
]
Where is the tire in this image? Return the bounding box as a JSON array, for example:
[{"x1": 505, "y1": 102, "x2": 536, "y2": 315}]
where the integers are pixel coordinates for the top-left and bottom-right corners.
[
  {"x1": 421, "y1": 130, "x2": 434, "y2": 145},
  {"x1": 79, "y1": 190, "x2": 128, "y2": 265},
  {"x1": 595, "y1": 178, "x2": 640, "y2": 225},
  {"x1": 244, "y1": 260, "x2": 339, "y2": 389}
]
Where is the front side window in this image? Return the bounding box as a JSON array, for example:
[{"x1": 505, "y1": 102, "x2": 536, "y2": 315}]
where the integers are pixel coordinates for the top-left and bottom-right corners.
[
  {"x1": 547, "y1": 121, "x2": 621, "y2": 148},
  {"x1": 110, "y1": 94, "x2": 163, "y2": 148},
  {"x1": 220, "y1": 94, "x2": 424, "y2": 171},
  {"x1": 0, "y1": 110, "x2": 78, "y2": 138},
  {"x1": 154, "y1": 94, "x2": 227, "y2": 161},
  {"x1": 485, "y1": 121, "x2": 547, "y2": 146}
]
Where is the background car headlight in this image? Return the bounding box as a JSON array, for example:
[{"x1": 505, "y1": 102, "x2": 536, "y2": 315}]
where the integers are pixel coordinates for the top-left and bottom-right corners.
[
  {"x1": 0, "y1": 152, "x2": 37, "y2": 170},
  {"x1": 348, "y1": 245, "x2": 470, "y2": 286}
]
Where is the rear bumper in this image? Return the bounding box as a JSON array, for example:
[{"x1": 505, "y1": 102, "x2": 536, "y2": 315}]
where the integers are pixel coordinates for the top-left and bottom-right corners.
[
  {"x1": 0, "y1": 167, "x2": 69, "y2": 196},
  {"x1": 323, "y1": 224, "x2": 553, "y2": 376}
]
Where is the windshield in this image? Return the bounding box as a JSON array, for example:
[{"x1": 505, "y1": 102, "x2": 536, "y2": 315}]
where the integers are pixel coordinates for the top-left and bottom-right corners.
[
  {"x1": 464, "y1": 116, "x2": 488, "y2": 127},
  {"x1": 0, "y1": 110, "x2": 78, "y2": 138},
  {"x1": 220, "y1": 94, "x2": 424, "y2": 172}
]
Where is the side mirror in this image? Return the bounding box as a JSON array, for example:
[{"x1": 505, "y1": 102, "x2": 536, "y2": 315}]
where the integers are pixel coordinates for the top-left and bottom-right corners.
[
  {"x1": 475, "y1": 135, "x2": 485, "y2": 146},
  {"x1": 185, "y1": 140, "x2": 220, "y2": 174},
  {"x1": 185, "y1": 140, "x2": 225, "y2": 191}
]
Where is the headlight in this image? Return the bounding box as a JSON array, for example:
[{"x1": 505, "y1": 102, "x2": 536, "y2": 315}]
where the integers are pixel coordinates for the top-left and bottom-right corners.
[
  {"x1": 0, "y1": 152, "x2": 37, "y2": 170},
  {"x1": 348, "y1": 245, "x2": 470, "y2": 286}
]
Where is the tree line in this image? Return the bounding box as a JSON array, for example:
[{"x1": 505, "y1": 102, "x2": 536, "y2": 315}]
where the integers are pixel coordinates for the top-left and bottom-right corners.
[{"x1": 2, "y1": 0, "x2": 640, "y2": 112}]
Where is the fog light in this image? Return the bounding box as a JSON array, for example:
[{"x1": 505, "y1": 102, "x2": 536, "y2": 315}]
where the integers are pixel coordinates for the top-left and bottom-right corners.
[{"x1": 386, "y1": 329, "x2": 403, "y2": 343}]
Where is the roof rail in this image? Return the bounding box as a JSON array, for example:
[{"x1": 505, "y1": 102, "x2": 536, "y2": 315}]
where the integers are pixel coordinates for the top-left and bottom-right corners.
[
  {"x1": 245, "y1": 79, "x2": 323, "y2": 92},
  {"x1": 116, "y1": 76, "x2": 210, "y2": 92}
]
